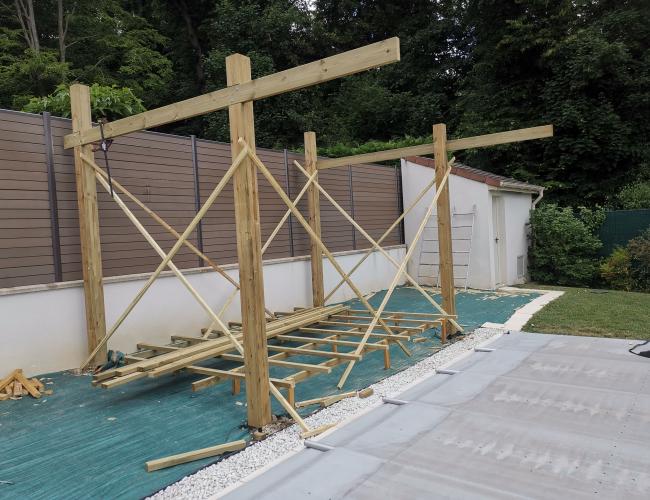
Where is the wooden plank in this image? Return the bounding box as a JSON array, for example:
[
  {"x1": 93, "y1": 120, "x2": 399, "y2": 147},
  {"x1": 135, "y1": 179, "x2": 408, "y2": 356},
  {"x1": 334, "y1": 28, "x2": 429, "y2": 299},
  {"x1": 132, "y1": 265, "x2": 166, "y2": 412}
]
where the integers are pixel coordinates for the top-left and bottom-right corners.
[
  {"x1": 433, "y1": 124, "x2": 456, "y2": 339},
  {"x1": 14, "y1": 370, "x2": 41, "y2": 398},
  {"x1": 296, "y1": 390, "x2": 357, "y2": 408},
  {"x1": 186, "y1": 366, "x2": 293, "y2": 389},
  {"x1": 331, "y1": 314, "x2": 440, "y2": 326},
  {"x1": 348, "y1": 309, "x2": 454, "y2": 318},
  {"x1": 145, "y1": 439, "x2": 246, "y2": 472},
  {"x1": 317, "y1": 320, "x2": 424, "y2": 333},
  {"x1": 64, "y1": 38, "x2": 401, "y2": 148},
  {"x1": 277, "y1": 334, "x2": 388, "y2": 350},
  {"x1": 267, "y1": 345, "x2": 362, "y2": 361},
  {"x1": 0, "y1": 369, "x2": 19, "y2": 392},
  {"x1": 227, "y1": 53, "x2": 271, "y2": 428},
  {"x1": 220, "y1": 354, "x2": 332, "y2": 374},
  {"x1": 299, "y1": 327, "x2": 410, "y2": 341},
  {"x1": 316, "y1": 125, "x2": 554, "y2": 169},
  {"x1": 305, "y1": 132, "x2": 324, "y2": 307},
  {"x1": 70, "y1": 84, "x2": 107, "y2": 367}
]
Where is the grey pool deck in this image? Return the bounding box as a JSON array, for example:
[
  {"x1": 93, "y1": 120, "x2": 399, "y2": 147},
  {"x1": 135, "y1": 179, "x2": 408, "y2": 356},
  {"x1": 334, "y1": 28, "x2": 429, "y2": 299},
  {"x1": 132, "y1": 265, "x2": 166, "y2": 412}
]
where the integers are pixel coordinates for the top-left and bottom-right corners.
[{"x1": 222, "y1": 332, "x2": 650, "y2": 499}]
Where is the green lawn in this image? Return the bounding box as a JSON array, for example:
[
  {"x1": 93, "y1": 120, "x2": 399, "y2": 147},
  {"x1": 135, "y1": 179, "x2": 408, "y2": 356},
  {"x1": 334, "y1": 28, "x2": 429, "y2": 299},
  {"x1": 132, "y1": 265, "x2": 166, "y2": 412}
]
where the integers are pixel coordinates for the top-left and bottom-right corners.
[{"x1": 522, "y1": 284, "x2": 650, "y2": 340}]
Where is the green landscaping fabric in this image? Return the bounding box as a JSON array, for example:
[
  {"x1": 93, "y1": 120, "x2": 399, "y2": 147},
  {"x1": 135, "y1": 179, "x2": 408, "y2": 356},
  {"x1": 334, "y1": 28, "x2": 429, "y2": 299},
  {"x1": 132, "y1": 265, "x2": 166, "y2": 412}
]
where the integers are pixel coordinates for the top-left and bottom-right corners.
[{"x1": 0, "y1": 287, "x2": 537, "y2": 499}]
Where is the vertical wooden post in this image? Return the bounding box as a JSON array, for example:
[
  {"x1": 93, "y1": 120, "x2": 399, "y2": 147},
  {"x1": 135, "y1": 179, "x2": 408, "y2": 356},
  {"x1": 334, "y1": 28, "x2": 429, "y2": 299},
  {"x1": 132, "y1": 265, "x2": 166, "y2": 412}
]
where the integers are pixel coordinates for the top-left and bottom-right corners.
[
  {"x1": 304, "y1": 131, "x2": 324, "y2": 307},
  {"x1": 70, "y1": 84, "x2": 107, "y2": 366},
  {"x1": 432, "y1": 123, "x2": 456, "y2": 340},
  {"x1": 226, "y1": 54, "x2": 272, "y2": 428}
]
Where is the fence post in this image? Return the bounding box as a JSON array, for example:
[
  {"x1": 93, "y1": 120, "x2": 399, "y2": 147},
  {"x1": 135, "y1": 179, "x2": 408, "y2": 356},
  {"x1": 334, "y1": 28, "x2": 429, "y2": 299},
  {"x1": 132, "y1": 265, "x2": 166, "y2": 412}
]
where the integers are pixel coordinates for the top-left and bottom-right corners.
[
  {"x1": 395, "y1": 164, "x2": 405, "y2": 245},
  {"x1": 190, "y1": 135, "x2": 204, "y2": 267},
  {"x1": 349, "y1": 165, "x2": 356, "y2": 250},
  {"x1": 43, "y1": 112, "x2": 62, "y2": 282},
  {"x1": 283, "y1": 148, "x2": 295, "y2": 257}
]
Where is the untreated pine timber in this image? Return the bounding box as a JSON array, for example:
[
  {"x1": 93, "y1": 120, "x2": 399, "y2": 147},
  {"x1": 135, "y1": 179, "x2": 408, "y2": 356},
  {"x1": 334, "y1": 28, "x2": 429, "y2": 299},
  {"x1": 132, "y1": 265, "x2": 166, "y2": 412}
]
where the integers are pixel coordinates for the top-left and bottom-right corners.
[
  {"x1": 316, "y1": 125, "x2": 554, "y2": 169},
  {"x1": 70, "y1": 84, "x2": 107, "y2": 367},
  {"x1": 64, "y1": 38, "x2": 400, "y2": 148},
  {"x1": 226, "y1": 53, "x2": 271, "y2": 428},
  {"x1": 305, "y1": 131, "x2": 324, "y2": 307},
  {"x1": 433, "y1": 124, "x2": 456, "y2": 339}
]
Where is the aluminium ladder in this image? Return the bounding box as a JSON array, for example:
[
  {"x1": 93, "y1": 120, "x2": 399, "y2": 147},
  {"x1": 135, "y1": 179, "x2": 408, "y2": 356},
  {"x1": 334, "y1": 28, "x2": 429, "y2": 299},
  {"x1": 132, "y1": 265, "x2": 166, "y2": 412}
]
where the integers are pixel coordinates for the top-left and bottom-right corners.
[{"x1": 417, "y1": 205, "x2": 476, "y2": 290}]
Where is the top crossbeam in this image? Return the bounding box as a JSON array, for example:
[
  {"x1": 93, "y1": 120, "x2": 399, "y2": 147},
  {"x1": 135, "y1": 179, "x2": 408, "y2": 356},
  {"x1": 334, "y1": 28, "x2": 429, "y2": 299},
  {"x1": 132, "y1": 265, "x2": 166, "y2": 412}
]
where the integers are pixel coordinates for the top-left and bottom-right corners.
[
  {"x1": 63, "y1": 38, "x2": 400, "y2": 149},
  {"x1": 316, "y1": 124, "x2": 553, "y2": 169}
]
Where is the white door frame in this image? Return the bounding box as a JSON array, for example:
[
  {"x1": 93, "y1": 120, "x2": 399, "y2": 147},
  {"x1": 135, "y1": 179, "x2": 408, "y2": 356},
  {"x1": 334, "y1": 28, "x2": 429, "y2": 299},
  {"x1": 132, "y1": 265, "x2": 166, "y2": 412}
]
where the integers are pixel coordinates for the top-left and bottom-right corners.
[{"x1": 491, "y1": 194, "x2": 506, "y2": 288}]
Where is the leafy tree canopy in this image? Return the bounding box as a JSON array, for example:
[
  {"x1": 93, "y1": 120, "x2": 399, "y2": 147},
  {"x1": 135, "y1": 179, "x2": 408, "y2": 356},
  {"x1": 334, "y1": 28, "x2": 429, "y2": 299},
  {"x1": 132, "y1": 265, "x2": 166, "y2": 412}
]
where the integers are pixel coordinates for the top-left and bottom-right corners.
[{"x1": 0, "y1": 0, "x2": 647, "y2": 205}]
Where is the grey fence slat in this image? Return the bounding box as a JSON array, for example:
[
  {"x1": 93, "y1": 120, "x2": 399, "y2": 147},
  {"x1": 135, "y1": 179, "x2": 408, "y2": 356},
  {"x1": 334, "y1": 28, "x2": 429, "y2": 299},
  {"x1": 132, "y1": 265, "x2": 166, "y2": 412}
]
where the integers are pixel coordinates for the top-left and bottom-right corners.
[{"x1": 0, "y1": 109, "x2": 403, "y2": 289}]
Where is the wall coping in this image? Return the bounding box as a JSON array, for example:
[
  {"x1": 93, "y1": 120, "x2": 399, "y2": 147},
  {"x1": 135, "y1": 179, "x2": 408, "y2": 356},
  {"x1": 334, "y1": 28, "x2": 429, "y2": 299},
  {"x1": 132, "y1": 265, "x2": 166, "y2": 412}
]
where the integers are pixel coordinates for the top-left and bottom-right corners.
[{"x1": 0, "y1": 244, "x2": 406, "y2": 297}]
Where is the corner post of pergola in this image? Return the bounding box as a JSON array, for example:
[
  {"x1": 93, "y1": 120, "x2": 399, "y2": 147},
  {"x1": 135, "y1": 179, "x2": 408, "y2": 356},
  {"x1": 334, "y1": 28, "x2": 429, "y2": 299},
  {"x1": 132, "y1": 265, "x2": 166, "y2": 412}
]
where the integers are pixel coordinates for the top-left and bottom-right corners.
[
  {"x1": 70, "y1": 83, "x2": 107, "y2": 367},
  {"x1": 432, "y1": 123, "x2": 456, "y2": 341},
  {"x1": 226, "y1": 54, "x2": 272, "y2": 427},
  {"x1": 304, "y1": 131, "x2": 325, "y2": 307}
]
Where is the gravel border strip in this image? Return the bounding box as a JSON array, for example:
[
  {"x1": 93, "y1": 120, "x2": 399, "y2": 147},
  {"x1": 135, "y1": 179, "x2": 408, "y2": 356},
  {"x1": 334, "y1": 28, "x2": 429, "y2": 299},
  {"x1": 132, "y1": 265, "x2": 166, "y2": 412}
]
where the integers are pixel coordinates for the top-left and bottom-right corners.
[{"x1": 149, "y1": 326, "x2": 505, "y2": 500}]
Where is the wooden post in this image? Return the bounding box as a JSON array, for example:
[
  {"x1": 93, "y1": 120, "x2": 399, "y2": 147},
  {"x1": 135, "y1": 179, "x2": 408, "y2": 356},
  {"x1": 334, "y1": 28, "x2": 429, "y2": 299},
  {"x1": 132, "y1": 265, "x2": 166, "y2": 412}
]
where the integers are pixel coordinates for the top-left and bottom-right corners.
[
  {"x1": 70, "y1": 84, "x2": 107, "y2": 366},
  {"x1": 305, "y1": 131, "x2": 324, "y2": 307},
  {"x1": 226, "y1": 54, "x2": 272, "y2": 428},
  {"x1": 432, "y1": 124, "x2": 456, "y2": 338}
]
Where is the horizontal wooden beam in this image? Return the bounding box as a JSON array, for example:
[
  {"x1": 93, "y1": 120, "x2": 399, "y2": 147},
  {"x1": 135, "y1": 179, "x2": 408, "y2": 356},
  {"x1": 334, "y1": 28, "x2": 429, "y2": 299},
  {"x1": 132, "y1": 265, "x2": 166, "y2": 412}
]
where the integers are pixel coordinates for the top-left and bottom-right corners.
[
  {"x1": 185, "y1": 366, "x2": 294, "y2": 389},
  {"x1": 220, "y1": 353, "x2": 332, "y2": 374},
  {"x1": 277, "y1": 334, "x2": 388, "y2": 350},
  {"x1": 298, "y1": 327, "x2": 410, "y2": 341},
  {"x1": 318, "y1": 320, "x2": 424, "y2": 333},
  {"x1": 267, "y1": 345, "x2": 362, "y2": 360},
  {"x1": 64, "y1": 38, "x2": 400, "y2": 148},
  {"x1": 316, "y1": 125, "x2": 553, "y2": 169}
]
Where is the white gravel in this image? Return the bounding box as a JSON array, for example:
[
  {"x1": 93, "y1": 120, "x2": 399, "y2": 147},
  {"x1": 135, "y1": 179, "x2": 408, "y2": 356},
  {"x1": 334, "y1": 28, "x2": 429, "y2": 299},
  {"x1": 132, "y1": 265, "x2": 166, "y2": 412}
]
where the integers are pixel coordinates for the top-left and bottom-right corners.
[{"x1": 149, "y1": 327, "x2": 504, "y2": 500}]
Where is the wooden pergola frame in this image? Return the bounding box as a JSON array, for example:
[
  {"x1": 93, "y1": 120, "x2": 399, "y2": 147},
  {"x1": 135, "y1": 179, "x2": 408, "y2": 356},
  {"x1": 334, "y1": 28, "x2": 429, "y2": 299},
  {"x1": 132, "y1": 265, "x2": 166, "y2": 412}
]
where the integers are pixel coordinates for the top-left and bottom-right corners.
[{"x1": 64, "y1": 35, "x2": 552, "y2": 432}]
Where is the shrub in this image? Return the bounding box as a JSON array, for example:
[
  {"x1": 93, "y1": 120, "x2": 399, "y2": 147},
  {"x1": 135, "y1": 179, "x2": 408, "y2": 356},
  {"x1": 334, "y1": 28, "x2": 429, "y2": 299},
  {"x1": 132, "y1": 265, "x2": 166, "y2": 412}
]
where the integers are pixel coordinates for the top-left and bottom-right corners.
[
  {"x1": 600, "y1": 247, "x2": 632, "y2": 291},
  {"x1": 627, "y1": 228, "x2": 650, "y2": 292},
  {"x1": 529, "y1": 203, "x2": 604, "y2": 286},
  {"x1": 617, "y1": 182, "x2": 650, "y2": 209},
  {"x1": 22, "y1": 83, "x2": 145, "y2": 121}
]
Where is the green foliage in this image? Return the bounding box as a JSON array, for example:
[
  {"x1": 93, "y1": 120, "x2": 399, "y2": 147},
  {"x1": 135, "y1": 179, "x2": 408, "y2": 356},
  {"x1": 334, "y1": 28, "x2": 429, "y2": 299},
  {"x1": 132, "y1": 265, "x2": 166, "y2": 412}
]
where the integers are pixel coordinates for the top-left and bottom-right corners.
[
  {"x1": 627, "y1": 228, "x2": 650, "y2": 292},
  {"x1": 600, "y1": 247, "x2": 632, "y2": 291},
  {"x1": 22, "y1": 83, "x2": 145, "y2": 121},
  {"x1": 529, "y1": 203, "x2": 604, "y2": 286},
  {"x1": 0, "y1": 0, "x2": 648, "y2": 206},
  {"x1": 618, "y1": 182, "x2": 650, "y2": 209}
]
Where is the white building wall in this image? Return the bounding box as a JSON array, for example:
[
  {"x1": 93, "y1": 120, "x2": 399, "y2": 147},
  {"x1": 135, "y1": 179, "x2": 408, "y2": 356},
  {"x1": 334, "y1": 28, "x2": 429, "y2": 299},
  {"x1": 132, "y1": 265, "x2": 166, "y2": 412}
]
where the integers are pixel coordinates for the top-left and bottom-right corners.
[
  {"x1": 400, "y1": 160, "x2": 492, "y2": 290},
  {"x1": 0, "y1": 246, "x2": 405, "y2": 376},
  {"x1": 501, "y1": 192, "x2": 533, "y2": 285}
]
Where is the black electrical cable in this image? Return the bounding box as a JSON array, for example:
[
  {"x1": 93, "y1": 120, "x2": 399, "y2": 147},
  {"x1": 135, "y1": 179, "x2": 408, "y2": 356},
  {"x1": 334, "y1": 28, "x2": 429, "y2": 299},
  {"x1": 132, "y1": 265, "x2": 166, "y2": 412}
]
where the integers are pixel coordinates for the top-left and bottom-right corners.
[
  {"x1": 98, "y1": 119, "x2": 114, "y2": 197},
  {"x1": 629, "y1": 339, "x2": 650, "y2": 358}
]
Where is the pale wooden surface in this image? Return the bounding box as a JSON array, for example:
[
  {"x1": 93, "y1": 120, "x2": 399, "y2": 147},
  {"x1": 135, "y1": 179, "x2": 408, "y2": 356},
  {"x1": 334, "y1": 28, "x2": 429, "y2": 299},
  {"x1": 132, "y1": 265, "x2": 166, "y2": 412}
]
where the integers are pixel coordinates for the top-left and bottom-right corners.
[
  {"x1": 226, "y1": 53, "x2": 272, "y2": 428},
  {"x1": 433, "y1": 124, "x2": 456, "y2": 333},
  {"x1": 64, "y1": 38, "x2": 400, "y2": 148},
  {"x1": 305, "y1": 131, "x2": 325, "y2": 307},
  {"x1": 317, "y1": 125, "x2": 553, "y2": 169},
  {"x1": 145, "y1": 439, "x2": 246, "y2": 472},
  {"x1": 70, "y1": 84, "x2": 107, "y2": 367}
]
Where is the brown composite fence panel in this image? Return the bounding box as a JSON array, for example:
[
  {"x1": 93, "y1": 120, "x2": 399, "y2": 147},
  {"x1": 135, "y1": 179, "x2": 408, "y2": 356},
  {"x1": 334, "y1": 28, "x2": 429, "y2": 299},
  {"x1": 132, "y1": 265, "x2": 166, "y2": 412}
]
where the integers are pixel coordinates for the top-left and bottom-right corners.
[{"x1": 0, "y1": 109, "x2": 403, "y2": 289}]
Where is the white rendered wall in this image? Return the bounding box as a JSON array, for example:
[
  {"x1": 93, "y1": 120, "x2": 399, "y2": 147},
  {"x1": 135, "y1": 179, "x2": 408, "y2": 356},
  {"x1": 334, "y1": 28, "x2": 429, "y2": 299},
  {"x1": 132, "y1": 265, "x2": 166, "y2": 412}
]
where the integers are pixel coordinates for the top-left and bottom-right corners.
[
  {"x1": 400, "y1": 160, "x2": 492, "y2": 290},
  {"x1": 501, "y1": 191, "x2": 533, "y2": 285},
  {"x1": 0, "y1": 246, "x2": 405, "y2": 376}
]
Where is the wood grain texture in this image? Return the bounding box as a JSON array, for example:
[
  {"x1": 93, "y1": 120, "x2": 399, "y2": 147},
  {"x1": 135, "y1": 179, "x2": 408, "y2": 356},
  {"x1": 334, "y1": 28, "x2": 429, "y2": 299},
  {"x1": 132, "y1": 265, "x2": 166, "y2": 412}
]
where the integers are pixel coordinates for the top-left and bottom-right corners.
[
  {"x1": 70, "y1": 84, "x2": 107, "y2": 366},
  {"x1": 226, "y1": 54, "x2": 271, "y2": 428},
  {"x1": 304, "y1": 132, "x2": 324, "y2": 307}
]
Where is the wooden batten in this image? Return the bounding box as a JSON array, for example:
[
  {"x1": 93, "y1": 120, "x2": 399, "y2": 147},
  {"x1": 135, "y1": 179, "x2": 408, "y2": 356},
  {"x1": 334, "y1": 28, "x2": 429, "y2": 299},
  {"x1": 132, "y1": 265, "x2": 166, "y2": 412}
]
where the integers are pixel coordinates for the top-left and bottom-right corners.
[{"x1": 70, "y1": 84, "x2": 107, "y2": 367}]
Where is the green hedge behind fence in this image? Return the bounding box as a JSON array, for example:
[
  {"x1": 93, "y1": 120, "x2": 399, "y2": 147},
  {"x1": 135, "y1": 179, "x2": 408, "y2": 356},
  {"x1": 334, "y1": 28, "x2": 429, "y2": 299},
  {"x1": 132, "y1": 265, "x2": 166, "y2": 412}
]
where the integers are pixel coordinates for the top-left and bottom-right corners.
[{"x1": 599, "y1": 209, "x2": 650, "y2": 256}]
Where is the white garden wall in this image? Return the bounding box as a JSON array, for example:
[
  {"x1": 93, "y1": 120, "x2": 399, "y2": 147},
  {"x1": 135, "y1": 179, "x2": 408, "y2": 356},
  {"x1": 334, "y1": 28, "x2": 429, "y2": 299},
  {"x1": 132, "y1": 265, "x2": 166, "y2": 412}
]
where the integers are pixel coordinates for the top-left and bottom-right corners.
[{"x1": 0, "y1": 246, "x2": 405, "y2": 375}]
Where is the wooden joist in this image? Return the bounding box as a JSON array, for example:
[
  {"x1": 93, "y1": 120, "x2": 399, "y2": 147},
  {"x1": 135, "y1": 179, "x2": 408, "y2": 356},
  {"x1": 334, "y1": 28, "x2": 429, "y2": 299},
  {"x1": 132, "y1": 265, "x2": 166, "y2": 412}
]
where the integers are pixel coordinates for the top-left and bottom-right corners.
[
  {"x1": 267, "y1": 345, "x2": 362, "y2": 361},
  {"x1": 185, "y1": 367, "x2": 294, "y2": 389},
  {"x1": 276, "y1": 334, "x2": 388, "y2": 351},
  {"x1": 298, "y1": 327, "x2": 411, "y2": 341}
]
